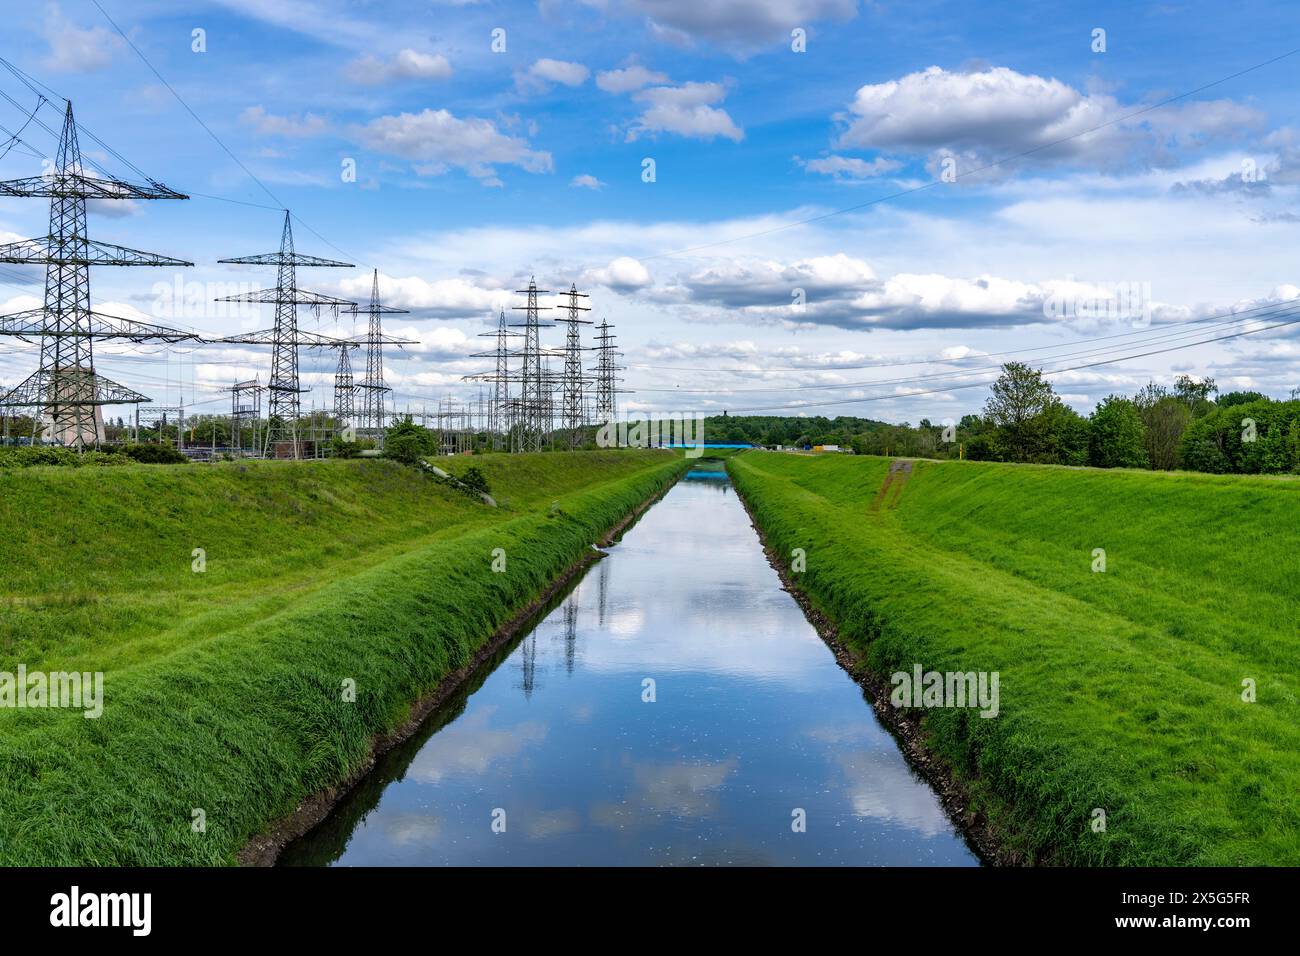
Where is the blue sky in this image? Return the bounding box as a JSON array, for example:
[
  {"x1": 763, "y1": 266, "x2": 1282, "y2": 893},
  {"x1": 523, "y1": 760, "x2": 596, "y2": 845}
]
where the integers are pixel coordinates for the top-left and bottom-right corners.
[{"x1": 3, "y1": 0, "x2": 1300, "y2": 423}]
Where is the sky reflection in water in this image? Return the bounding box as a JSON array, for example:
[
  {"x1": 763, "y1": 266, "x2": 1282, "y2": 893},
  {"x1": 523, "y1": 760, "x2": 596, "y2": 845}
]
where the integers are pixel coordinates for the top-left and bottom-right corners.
[{"x1": 282, "y1": 470, "x2": 978, "y2": 866}]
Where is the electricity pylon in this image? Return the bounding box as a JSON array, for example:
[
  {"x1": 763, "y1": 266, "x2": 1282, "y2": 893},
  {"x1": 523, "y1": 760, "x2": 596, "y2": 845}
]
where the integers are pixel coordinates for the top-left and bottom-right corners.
[
  {"x1": 342, "y1": 269, "x2": 410, "y2": 449},
  {"x1": 331, "y1": 343, "x2": 358, "y2": 429},
  {"x1": 0, "y1": 101, "x2": 195, "y2": 448},
  {"x1": 590, "y1": 319, "x2": 627, "y2": 422},
  {"x1": 466, "y1": 310, "x2": 521, "y2": 450},
  {"x1": 509, "y1": 278, "x2": 553, "y2": 452},
  {"x1": 557, "y1": 283, "x2": 592, "y2": 447},
  {"x1": 212, "y1": 211, "x2": 353, "y2": 458}
]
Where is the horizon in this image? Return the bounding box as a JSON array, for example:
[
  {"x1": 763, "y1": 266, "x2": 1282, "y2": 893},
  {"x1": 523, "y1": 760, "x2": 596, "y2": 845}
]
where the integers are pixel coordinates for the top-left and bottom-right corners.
[{"x1": 3, "y1": 1, "x2": 1299, "y2": 428}]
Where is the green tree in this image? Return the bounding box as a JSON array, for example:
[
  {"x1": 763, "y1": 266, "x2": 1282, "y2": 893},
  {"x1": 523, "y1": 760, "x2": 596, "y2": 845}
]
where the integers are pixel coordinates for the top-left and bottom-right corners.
[
  {"x1": 1089, "y1": 396, "x2": 1148, "y2": 468},
  {"x1": 1133, "y1": 383, "x2": 1190, "y2": 470},
  {"x1": 383, "y1": 416, "x2": 436, "y2": 465},
  {"x1": 1217, "y1": 390, "x2": 1267, "y2": 409},
  {"x1": 1174, "y1": 374, "x2": 1217, "y2": 417},
  {"x1": 984, "y1": 362, "x2": 1059, "y2": 461}
]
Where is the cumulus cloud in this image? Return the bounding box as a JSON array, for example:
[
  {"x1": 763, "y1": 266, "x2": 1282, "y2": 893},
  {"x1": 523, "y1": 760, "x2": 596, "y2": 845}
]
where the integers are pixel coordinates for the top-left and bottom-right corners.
[
  {"x1": 583, "y1": 256, "x2": 652, "y2": 291},
  {"x1": 354, "y1": 109, "x2": 553, "y2": 182},
  {"x1": 672, "y1": 254, "x2": 1209, "y2": 332},
  {"x1": 616, "y1": 0, "x2": 858, "y2": 51},
  {"x1": 628, "y1": 81, "x2": 743, "y2": 142},
  {"x1": 596, "y1": 64, "x2": 670, "y2": 93},
  {"x1": 240, "y1": 106, "x2": 329, "y2": 137},
  {"x1": 798, "y1": 154, "x2": 902, "y2": 179},
  {"x1": 682, "y1": 253, "x2": 876, "y2": 308},
  {"x1": 835, "y1": 65, "x2": 1263, "y2": 175},
  {"x1": 570, "y1": 173, "x2": 606, "y2": 190},
  {"x1": 336, "y1": 272, "x2": 513, "y2": 321},
  {"x1": 516, "y1": 58, "x2": 591, "y2": 93},
  {"x1": 345, "y1": 49, "x2": 452, "y2": 84},
  {"x1": 43, "y1": 4, "x2": 122, "y2": 72}
]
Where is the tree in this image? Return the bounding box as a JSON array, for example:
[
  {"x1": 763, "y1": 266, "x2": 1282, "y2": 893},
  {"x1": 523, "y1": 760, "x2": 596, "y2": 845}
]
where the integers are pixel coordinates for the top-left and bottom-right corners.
[
  {"x1": 383, "y1": 416, "x2": 436, "y2": 465},
  {"x1": 1173, "y1": 374, "x2": 1217, "y2": 416},
  {"x1": 1217, "y1": 390, "x2": 1266, "y2": 409},
  {"x1": 1132, "y1": 382, "x2": 1189, "y2": 470},
  {"x1": 1089, "y1": 396, "x2": 1148, "y2": 468},
  {"x1": 984, "y1": 362, "x2": 1059, "y2": 461}
]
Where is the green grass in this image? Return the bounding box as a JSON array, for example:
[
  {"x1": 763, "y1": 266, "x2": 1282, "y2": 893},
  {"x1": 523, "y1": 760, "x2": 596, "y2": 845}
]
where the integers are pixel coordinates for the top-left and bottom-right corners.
[
  {"x1": 729, "y1": 452, "x2": 1300, "y2": 865},
  {"x1": 0, "y1": 450, "x2": 685, "y2": 865}
]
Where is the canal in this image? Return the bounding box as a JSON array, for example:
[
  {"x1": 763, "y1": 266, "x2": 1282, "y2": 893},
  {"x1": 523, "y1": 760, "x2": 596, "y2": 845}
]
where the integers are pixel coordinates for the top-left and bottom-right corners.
[{"x1": 280, "y1": 465, "x2": 979, "y2": 866}]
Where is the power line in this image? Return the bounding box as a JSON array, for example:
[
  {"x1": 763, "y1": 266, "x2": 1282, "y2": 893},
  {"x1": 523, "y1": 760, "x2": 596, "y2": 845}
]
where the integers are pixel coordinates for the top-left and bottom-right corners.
[
  {"x1": 626, "y1": 295, "x2": 1300, "y2": 376},
  {"x1": 632, "y1": 298, "x2": 1300, "y2": 394},
  {"x1": 84, "y1": 3, "x2": 360, "y2": 265},
  {"x1": 717, "y1": 308, "x2": 1300, "y2": 414}
]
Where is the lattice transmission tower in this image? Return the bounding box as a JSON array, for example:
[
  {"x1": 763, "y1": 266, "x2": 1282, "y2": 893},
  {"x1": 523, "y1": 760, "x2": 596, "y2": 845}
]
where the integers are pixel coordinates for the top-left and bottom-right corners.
[
  {"x1": 591, "y1": 319, "x2": 627, "y2": 422},
  {"x1": 223, "y1": 377, "x2": 263, "y2": 454},
  {"x1": 211, "y1": 211, "x2": 354, "y2": 458},
  {"x1": 466, "y1": 309, "x2": 520, "y2": 451},
  {"x1": 331, "y1": 343, "x2": 358, "y2": 429},
  {"x1": 0, "y1": 101, "x2": 196, "y2": 448},
  {"x1": 343, "y1": 269, "x2": 409, "y2": 448},
  {"x1": 509, "y1": 278, "x2": 553, "y2": 452},
  {"x1": 557, "y1": 283, "x2": 592, "y2": 447}
]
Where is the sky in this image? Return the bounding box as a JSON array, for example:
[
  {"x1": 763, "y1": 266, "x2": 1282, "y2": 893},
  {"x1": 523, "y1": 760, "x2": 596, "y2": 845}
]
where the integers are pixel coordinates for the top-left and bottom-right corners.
[{"x1": 3, "y1": 0, "x2": 1300, "y2": 425}]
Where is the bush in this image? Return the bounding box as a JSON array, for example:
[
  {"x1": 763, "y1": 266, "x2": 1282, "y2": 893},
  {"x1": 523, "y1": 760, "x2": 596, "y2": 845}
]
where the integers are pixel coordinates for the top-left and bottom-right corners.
[
  {"x1": 382, "y1": 418, "x2": 437, "y2": 465},
  {"x1": 331, "y1": 436, "x2": 363, "y2": 459},
  {"x1": 121, "y1": 443, "x2": 188, "y2": 464},
  {"x1": 1088, "y1": 396, "x2": 1148, "y2": 469},
  {"x1": 0, "y1": 446, "x2": 130, "y2": 468},
  {"x1": 1179, "y1": 398, "x2": 1300, "y2": 474},
  {"x1": 455, "y1": 466, "x2": 491, "y2": 496}
]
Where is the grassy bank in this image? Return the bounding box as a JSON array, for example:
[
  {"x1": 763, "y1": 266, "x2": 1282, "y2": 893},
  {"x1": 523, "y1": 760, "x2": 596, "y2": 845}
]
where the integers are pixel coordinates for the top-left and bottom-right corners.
[
  {"x1": 729, "y1": 452, "x2": 1300, "y2": 865},
  {"x1": 0, "y1": 450, "x2": 685, "y2": 865}
]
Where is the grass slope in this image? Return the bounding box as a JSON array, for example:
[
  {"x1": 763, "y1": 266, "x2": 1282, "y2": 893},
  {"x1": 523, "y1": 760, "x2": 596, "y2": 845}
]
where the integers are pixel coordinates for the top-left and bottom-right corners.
[
  {"x1": 0, "y1": 450, "x2": 684, "y2": 865},
  {"x1": 729, "y1": 452, "x2": 1300, "y2": 865}
]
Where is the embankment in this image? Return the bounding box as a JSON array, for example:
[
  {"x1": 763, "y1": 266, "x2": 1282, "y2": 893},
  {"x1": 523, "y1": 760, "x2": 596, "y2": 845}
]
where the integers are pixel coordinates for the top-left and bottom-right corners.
[
  {"x1": 0, "y1": 450, "x2": 685, "y2": 865},
  {"x1": 729, "y1": 452, "x2": 1300, "y2": 865}
]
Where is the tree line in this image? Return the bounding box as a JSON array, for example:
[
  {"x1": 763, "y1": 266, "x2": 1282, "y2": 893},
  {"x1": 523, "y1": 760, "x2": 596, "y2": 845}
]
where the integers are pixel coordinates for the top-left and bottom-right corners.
[{"x1": 705, "y1": 362, "x2": 1300, "y2": 474}]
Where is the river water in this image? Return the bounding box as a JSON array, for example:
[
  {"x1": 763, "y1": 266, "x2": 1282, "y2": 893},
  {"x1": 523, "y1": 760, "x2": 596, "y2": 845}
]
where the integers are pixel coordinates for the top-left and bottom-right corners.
[{"x1": 281, "y1": 467, "x2": 978, "y2": 866}]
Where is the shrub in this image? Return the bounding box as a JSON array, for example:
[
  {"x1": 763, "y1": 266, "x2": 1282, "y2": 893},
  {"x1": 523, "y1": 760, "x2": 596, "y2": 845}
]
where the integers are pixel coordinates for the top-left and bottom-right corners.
[
  {"x1": 1088, "y1": 396, "x2": 1148, "y2": 469},
  {"x1": 456, "y1": 466, "x2": 491, "y2": 496},
  {"x1": 0, "y1": 447, "x2": 129, "y2": 468},
  {"x1": 330, "y1": 436, "x2": 363, "y2": 459},
  {"x1": 121, "y1": 443, "x2": 188, "y2": 464}
]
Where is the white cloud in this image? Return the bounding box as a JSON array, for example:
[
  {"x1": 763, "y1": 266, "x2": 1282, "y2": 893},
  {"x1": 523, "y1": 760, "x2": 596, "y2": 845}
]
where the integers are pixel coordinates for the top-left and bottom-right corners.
[
  {"x1": 799, "y1": 154, "x2": 902, "y2": 179},
  {"x1": 628, "y1": 82, "x2": 743, "y2": 142},
  {"x1": 617, "y1": 0, "x2": 858, "y2": 51},
  {"x1": 345, "y1": 49, "x2": 452, "y2": 85},
  {"x1": 43, "y1": 4, "x2": 123, "y2": 72},
  {"x1": 836, "y1": 65, "x2": 1262, "y2": 174},
  {"x1": 584, "y1": 256, "x2": 652, "y2": 291},
  {"x1": 240, "y1": 106, "x2": 329, "y2": 137},
  {"x1": 354, "y1": 109, "x2": 553, "y2": 182},
  {"x1": 570, "y1": 174, "x2": 606, "y2": 190},
  {"x1": 516, "y1": 58, "x2": 591, "y2": 94},
  {"x1": 596, "y1": 64, "x2": 670, "y2": 93},
  {"x1": 337, "y1": 272, "x2": 512, "y2": 321}
]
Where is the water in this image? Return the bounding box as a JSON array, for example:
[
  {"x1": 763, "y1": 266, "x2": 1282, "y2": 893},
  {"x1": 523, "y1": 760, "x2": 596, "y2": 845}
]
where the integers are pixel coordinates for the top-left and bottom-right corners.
[{"x1": 281, "y1": 468, "x2": 978, "y2": 866}]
